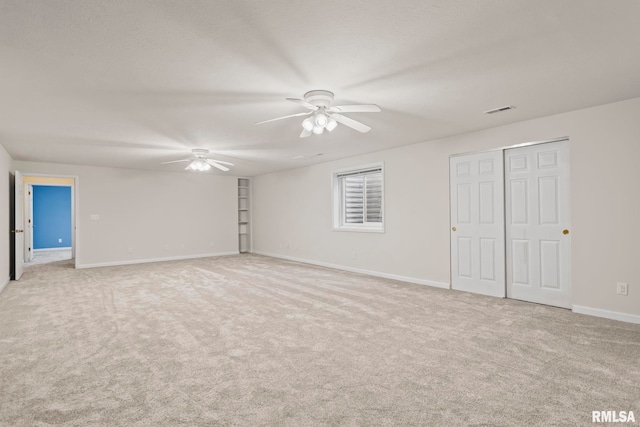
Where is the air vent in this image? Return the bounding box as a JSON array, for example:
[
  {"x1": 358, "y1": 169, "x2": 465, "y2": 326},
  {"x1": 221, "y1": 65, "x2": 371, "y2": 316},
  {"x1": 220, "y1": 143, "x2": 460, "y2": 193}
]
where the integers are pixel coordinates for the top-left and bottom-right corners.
[{"x1": 484, "y1": 105, "x2": 515, "y2": 115}]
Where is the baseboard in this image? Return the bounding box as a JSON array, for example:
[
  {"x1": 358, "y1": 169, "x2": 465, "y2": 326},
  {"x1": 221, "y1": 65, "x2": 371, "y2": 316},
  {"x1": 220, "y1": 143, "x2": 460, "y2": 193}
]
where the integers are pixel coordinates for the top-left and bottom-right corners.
[
  {"x1": 252, "y1": 251, "x2": 450, "y2": 290},
  {"x1": 572, "y1": 305, "x2": 640, "y2": 325},
  {"x1": 0, "y1": 276, "x2": 10, "y2": 295},
  {"x1": 33, "y1": 247, "x2": 72, "y2": 252},
  {"x1": 76, "y1": 251, "x2": 240, "y2": 269}
]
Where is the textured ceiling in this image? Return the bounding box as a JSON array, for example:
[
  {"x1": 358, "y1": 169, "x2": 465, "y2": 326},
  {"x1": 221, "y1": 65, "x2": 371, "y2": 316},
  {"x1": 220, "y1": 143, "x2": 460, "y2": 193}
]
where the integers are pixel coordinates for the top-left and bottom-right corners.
[{"x1": 1, "y1": 0, "x2": 640, "y2": 176}]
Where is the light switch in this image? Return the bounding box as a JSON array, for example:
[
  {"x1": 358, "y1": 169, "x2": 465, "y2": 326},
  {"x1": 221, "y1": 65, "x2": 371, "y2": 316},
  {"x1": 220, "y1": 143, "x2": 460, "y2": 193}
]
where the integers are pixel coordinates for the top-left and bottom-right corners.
[{"x1": 90, "y1": 214, "x2": 99, "y2": 220}]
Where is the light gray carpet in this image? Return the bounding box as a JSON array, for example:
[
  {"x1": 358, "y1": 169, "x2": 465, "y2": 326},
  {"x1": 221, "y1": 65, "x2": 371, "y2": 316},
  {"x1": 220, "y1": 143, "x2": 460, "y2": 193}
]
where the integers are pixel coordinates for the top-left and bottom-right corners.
[
  {"x1": 24, "y1": 249, "x2": 73, "y2": 267},
  {"x1": 0, "y1": 254, "x2": 638, "y2": 426}
]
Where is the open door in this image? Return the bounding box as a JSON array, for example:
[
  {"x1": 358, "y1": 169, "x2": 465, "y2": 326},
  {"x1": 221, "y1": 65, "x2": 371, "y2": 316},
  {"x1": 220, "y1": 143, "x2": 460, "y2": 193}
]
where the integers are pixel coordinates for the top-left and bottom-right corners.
[
  {"x1": 24, "y1": 183, "x2": 33, "y2": 262},
  {"x1": 14, "y1": 171, "x2": 24, "y2": 280}
]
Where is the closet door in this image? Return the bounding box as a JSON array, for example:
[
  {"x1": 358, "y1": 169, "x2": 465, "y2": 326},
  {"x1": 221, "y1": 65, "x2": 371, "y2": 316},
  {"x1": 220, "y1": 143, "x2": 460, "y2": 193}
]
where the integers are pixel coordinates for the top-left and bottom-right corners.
[
  {"x1": 450, "y1": 151, "x2": 505, "y2": 297},
  {"x1": 505, "y1": 141, "x2": 571, "y2": 308}
]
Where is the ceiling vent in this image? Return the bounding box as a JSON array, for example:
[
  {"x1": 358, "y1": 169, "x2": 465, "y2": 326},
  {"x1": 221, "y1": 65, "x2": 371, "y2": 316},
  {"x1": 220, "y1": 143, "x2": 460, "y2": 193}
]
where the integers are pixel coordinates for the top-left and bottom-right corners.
[{"x1": 484, "y1": 105, "x2": 515, "y2": 115}]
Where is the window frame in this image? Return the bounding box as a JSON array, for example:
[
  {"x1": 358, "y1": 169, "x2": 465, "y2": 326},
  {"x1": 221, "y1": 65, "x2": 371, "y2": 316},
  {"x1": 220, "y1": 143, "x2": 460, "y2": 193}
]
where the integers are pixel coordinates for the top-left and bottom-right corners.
[{"x1": 332, "y1": 162, "x2": 385, "y2": 233}]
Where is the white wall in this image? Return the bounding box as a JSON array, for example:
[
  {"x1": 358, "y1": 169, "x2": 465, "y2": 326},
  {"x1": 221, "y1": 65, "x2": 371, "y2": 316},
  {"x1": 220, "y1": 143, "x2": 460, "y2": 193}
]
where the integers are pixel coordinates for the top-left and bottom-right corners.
[
  {"x1": 0, "y1": 144, "x2": 13, "y2": 291},
  {"x1": 13, "y1": 161, "x2": 239, "y2": 267},
  {"x1": 253, "y1": 97, "x2": 640, "y2": 321}
]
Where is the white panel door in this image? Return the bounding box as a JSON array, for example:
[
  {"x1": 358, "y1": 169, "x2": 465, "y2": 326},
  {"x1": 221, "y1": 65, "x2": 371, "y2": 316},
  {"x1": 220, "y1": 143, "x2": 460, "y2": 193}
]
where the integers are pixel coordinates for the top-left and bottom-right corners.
[
  {"x1": 505, "y1": 141, "x2": 571, "y2": 308},
  {"x1": 450, "y1": 151, "x2": 505, "y2": 297},
  {"x1": 14, "y1": 171, "x2": 24, "y2": 280},
  {"x1": 24, "y1": 184, "x2": 33, "y2": 262}
]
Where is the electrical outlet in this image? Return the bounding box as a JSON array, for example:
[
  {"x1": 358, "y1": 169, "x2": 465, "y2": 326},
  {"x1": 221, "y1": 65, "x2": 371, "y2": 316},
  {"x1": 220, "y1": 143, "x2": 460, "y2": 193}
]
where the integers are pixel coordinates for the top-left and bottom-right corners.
[
  {"x1": 127, "y1": 247, "x2": 133, "y2": 254},
  {"x1": 163, "y1": 244, "x2": 170, "y2": 251},
  {"x1": 58, "y1": 238, "x2": 62, "y2": 243},
  {"x1": 617, "y1": 282, "x2": 628, "y2": 296}
]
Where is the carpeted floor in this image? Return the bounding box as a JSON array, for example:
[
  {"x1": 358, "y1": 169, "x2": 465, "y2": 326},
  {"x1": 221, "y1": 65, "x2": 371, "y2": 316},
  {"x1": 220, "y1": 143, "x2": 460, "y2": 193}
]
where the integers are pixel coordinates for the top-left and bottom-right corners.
[
  {"x1": 24, "y1": 249, "x2": 73, "y2": 267},
  {"x1": 0, "y1": 254, "x2": 638, "y2": 426}
]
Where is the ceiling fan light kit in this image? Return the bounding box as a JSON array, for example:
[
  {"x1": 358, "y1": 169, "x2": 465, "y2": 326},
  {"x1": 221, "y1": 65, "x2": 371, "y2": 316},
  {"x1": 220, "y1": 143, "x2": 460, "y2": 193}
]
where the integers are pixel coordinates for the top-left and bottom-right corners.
[
  {"x1": 302, "y1": 117, "x2": 315, "y2": 132},
  {"x1": 161, "y1": 149, "x2": 234, "y2": 173},
  {"x1": 256, "y1": 89, "x2": 381, "y2": 138},
  {"x1": 186, "y1": 159, "x2": 212, "y2": 171},
  {"x1": 326, "y1": 117, "x2": 338, "y2": 132},
  {"x1": 315, "y1": 113, "x2": 328, "y2": 127}
]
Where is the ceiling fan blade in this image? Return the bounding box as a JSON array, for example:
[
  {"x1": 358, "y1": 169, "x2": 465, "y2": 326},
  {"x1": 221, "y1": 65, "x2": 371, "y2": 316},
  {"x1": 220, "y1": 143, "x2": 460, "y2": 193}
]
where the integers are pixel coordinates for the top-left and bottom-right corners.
[
  {"x1": 331, "y1": 113, "x2": 371, "y2": 133},
  {"x1": 161, "y1": 159, "x2": 191, "y2": 164},
  {"x1": 329, "y1": 104, "x2": 381, "y2": 113},
  {"x1": 206, "y1": 159, "x2": 234, "y2": 166},
  {"x1": 255, "y1": 111, "x2": 312, "y2": 125},
  {"x1": 205, "y1": 160, "x2": 230, "y2": 172},
  {"x1": 300, "y1": 128, "x2": 312, "y2": 138},
  {"x1": 286, "y1": 98, "x2": 318, "y2": 110}
]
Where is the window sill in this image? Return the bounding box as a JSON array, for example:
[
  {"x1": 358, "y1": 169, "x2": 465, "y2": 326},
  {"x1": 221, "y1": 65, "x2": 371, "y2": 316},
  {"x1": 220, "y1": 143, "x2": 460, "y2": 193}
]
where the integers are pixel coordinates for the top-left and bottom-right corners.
[{"x1": 332, "y1": 226, "x2": 385, "y2": 234}]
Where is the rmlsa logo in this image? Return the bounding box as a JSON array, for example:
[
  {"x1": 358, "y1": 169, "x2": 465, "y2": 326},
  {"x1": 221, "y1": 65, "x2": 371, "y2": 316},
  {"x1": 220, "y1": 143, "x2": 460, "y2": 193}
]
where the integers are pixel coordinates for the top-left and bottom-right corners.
[{"x1": 592, "y1": 410, "x2": 635, "y2": 423}]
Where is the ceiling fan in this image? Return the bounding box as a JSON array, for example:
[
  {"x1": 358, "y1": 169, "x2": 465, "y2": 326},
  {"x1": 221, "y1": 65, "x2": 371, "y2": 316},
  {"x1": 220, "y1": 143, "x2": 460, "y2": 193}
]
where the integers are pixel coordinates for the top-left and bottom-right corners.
[
  {"x1": 161, "y1": 149, "x2": 234, "y2": 172},
  {"x1": 255, "y1": 90, "x2": 381, "y2": 138}
]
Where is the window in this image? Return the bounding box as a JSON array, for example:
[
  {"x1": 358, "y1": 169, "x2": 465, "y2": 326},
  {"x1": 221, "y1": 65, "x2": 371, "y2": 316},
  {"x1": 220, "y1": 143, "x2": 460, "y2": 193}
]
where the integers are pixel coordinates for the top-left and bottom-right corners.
[{"x1": 332, "y1": 163, "x2": 384, "y2": 232}]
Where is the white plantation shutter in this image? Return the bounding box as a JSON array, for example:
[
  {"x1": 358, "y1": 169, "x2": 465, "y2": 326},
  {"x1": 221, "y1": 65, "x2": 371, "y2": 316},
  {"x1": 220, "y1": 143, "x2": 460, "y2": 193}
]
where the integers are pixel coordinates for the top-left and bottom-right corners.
[
  {"x1": 338, "y1": 167, "x2": 383, "y2": 225},
  {"x1": 365, "y1": 173, "x2": 382, "y2": 223},
  {"x1": 343, "y1": 176, "x2": 364, "y2": 223}
]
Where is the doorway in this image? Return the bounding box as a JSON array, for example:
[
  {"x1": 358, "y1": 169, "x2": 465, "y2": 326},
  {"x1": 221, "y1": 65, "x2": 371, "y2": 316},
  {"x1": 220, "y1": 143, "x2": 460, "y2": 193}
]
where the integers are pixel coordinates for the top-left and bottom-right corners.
[
  {"x1": 14, "y1": 174, "x2": 78, "y2": 277},
  {"x1": 26, "y1": 184, "x2": 73, "y2": 266},
  {"x1": 450, "y1": 139, "x2": 572, "y2": 308}
]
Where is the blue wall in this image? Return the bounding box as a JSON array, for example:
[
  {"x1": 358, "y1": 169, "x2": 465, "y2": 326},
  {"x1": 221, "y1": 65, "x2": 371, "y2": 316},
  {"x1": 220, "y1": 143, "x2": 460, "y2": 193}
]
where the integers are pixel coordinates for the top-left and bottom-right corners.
[{"x1": 33, "y1": 185, "x2": 72, "y2": 249}]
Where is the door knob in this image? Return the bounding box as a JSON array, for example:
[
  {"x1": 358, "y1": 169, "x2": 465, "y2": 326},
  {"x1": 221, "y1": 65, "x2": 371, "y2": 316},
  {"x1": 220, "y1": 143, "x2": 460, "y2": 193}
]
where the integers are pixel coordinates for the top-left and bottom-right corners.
[
  {"x1": 563, "y1": 229, "x2": 569, "y2": 235},
  {"x1": 452, "y1": 227, "x2": 457, "y2": 232}
]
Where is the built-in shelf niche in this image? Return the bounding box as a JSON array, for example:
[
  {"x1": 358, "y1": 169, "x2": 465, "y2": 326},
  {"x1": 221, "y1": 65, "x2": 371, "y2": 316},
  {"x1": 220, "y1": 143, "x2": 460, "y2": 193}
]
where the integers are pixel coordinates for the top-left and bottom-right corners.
[{"x1": 238, "y1": 178, "x2": 250, "y2": 253}]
